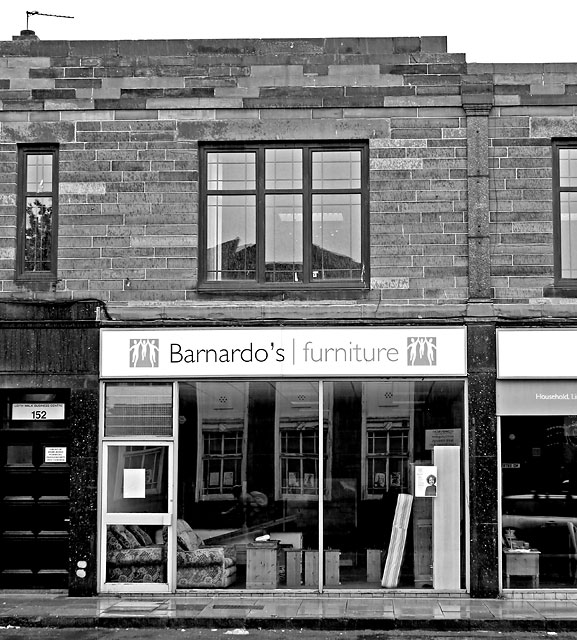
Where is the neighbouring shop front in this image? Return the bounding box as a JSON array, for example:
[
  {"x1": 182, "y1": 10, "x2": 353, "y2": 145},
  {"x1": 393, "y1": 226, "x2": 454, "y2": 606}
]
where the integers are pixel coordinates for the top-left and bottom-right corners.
[
  {"x1": 99, "y1": 326, "x2": 468, "y2": 593},
  {"x1": 498, "y1": 328, "x2": 577, "y2": 591}
]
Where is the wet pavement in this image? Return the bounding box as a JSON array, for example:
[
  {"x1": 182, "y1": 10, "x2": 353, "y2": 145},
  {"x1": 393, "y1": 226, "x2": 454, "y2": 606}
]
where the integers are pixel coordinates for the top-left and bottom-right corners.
[{"x1": 3, "y1": 592, "x2": 577, "y2": 631}]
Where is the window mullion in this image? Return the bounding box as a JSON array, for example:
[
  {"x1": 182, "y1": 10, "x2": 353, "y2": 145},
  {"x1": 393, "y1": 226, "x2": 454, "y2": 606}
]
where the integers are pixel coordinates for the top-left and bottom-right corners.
[
  {"x1": 256, "y1": 148, "x2": 266, "y2": 284},
  {"x1": 302, "y1": 146, "x2": 312, "y2": 284}
]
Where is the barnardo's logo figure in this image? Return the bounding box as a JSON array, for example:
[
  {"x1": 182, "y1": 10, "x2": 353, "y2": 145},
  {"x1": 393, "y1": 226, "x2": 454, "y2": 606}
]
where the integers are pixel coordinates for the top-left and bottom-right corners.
[
  {"x1": 407, "y1": 337, "x2": 437, "y2": 366},
  {"x1": 129, "y1": 339, "x2": 160, "y2": 368}
]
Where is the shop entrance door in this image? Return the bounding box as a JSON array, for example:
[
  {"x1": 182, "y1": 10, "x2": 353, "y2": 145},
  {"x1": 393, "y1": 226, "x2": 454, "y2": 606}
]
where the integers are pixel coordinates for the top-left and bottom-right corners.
[{"x1": 0, "y1": 424, "x2": 70, "y2": 588}]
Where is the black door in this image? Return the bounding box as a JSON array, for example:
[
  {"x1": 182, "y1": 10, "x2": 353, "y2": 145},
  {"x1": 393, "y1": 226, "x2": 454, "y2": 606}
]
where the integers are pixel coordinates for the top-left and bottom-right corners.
[{"x1": 0, "y1": 392, "x2": 70, "y2": 588}]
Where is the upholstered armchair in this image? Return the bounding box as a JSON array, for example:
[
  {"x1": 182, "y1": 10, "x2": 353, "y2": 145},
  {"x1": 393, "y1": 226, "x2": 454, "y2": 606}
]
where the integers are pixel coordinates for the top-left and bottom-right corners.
[{"x1": 174, "y1": 519, "x2": 237, "y2": 588}]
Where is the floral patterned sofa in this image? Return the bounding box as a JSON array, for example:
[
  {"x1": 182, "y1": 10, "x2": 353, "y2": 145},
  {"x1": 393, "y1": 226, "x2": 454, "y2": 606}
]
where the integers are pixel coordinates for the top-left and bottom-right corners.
[
  {"x1": 106, "y1": 524, "x2": 165, "y2": 583},
  {"x1": 106, "y1": 521, "x2": 236, "y2": 588}
]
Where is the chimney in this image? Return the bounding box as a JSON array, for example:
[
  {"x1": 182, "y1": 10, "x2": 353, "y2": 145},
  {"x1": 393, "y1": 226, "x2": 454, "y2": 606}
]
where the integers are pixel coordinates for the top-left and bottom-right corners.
[{"x1": 13, "y1": 30, "x2": 39, "y2": 41}]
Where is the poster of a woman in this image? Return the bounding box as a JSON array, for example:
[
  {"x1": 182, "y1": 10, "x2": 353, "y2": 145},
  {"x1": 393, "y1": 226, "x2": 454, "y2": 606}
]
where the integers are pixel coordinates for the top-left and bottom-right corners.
[
  {"x1": 415, "y1": 465, "x2": 438, "y2": 498},
  {"x1": 425, "y1": 474, "x2": 437, "y2": 497}
]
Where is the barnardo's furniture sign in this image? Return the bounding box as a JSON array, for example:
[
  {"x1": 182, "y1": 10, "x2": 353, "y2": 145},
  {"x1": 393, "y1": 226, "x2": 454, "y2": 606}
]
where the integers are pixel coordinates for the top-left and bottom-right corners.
[{"x1": 100, "y1": 327, "x2": 466, "y2": 378}]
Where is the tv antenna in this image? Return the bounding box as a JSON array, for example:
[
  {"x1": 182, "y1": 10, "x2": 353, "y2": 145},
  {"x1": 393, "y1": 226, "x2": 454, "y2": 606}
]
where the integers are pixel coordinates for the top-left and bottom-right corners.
[{"x1": 26, "y1": 10, "x2": 75, "y2": 31}]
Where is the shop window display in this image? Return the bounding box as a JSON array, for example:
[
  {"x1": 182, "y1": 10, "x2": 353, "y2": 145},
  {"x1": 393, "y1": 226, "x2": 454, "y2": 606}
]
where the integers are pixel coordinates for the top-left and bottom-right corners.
[
  {"x1": 177, "y1": 379, "x2": 465, "y2": 590},
  {"x1": 501, "y1": 416, "x2": 577, "y2": 588},
  {"x1": 101, "y1": 379, "x2": 465, "y2": 590}
]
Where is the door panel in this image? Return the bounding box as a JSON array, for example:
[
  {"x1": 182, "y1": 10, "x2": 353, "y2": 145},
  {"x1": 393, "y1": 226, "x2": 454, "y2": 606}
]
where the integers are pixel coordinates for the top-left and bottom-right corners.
[{"x1": 0, "y1": 428, "x2": 70, "y2": 588}]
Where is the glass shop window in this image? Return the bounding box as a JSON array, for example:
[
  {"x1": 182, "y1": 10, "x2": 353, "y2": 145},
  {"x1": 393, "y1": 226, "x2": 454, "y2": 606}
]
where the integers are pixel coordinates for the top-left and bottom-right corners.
[
  {"x1": 502, "y1": 416, "x2": 577, "y2": 588},
  {"x1": 176, "y1": 379, "x2": 465, "y2": 591}
]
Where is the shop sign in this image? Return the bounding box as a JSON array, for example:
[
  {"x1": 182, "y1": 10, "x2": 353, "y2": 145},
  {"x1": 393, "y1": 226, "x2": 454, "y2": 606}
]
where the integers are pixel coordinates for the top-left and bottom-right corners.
[
  {"x1": 100, "y1": 327, "x2": 467, "y2": 379},
  {"x1": 497, "y1": 380, "x2": 577, "y2": 415},
  {"x1": 498, "y1": 329, "x2": 577, "y2": 378},
  {"x1": 12, "y1": 403, "x2": 65, "y2": 421}
]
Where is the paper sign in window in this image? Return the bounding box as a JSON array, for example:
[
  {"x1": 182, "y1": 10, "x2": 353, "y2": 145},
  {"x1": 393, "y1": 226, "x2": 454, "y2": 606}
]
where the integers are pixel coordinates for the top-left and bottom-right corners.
[
  {"x1": 44, "y1": 446, "x2": 67, "y2": 463},
  {"x1": 124, "y1": 468, "x2": 146, "y2": 499},
  {"x1": 415, "y1": 465, "x2": 438, "y2": 498}
]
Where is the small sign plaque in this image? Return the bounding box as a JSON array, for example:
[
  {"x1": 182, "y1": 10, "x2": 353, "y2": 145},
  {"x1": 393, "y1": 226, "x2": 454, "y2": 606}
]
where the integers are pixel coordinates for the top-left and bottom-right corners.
[
  {"x1": 44, "y1": 447, "x2": 67, "y2": 463},
  {"x1": 12, "y1": 403, "x2": 65, "y2": 421},
  {"x1": 425, "y1": 428, "x2": 461, "y2": 450}
]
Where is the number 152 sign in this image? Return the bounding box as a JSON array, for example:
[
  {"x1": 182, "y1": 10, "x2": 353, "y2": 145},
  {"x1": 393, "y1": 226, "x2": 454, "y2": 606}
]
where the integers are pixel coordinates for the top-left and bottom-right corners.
[{"x1": 12, "y1": 403, "x2": 65, "y2": 421}]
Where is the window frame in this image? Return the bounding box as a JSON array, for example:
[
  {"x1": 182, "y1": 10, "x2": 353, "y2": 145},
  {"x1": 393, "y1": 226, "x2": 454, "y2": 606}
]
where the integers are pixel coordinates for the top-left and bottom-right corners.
[
  {"x1": 361, "y1": 381, "x2": 413, "y2": 500},
  {"x1": 553, "y1": 139, "x2": 577, "y2": 287},
  {"x1": 274, "y1": 381, "x2": 333, "y2": 502},
  {"x1": 198, "y1": 141, "x2": 369, "y2": 291},
  {"x1": 195, "y1": 382, "x2": 248, "y2": 502},
  {"x1": 363, "y1": 419, "x2": 410, "y2": 500},
  {"x1": 16, "y1": 144, "x2": 59, "y2": 282}
]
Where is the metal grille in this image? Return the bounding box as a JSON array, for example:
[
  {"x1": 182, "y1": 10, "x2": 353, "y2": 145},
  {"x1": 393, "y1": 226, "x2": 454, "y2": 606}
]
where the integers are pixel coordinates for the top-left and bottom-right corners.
[{"x1": 105, "y1": 384, "x2": 173, "y2": 437}]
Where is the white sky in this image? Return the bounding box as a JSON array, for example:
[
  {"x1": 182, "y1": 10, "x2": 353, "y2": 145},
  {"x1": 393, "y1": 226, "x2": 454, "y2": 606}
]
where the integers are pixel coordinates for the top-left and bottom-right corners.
[{"x1": 1, "y1": 0, "x2": 576, "y2": 64}]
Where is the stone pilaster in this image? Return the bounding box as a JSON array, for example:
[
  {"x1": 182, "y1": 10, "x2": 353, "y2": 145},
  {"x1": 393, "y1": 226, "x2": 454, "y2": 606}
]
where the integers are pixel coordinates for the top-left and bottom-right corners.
[{"x1": 463, "y1": 79, "x2": 494, "y2": 301}]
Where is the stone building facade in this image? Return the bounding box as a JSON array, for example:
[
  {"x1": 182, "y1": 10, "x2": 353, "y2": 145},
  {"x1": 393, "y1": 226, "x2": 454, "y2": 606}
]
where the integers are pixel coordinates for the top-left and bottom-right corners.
[{"x1": 0, "y1": 34, "x2": 575, "y2": 598}]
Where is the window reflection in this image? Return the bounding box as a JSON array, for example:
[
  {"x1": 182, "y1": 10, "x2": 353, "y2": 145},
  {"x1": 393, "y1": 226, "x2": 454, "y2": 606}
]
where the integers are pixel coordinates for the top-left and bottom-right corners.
[
  {"x1": 107, "y1": 445, "x2": 168, "y2": 513},
  {"x1": 561, "y1": 193, "x2": 577, "y2": 278},
  {"x1": 502, "y1": 416, "x2": 577, "y2": 588},
  {"x1": 559, "y1": 149, "x2": 577, "y2": 188},
  {"x1": 207, "y1": 152, "x2": 256, "y2": 190},
  {"x1": 265, "y1": 195, "x2": 303, "y2": 283},
  {"x1": 26, "y1": 154, "x2": 53, "y2": 193},
  {"x1": 203, "y1": 145, "x2": 366, "y2": 285},
  {"x1": 312, "y1": 150, "x2": 361, "y2": 189},
  {"x1": 265, "y1": 149, "x2": 302, "y2": 189},
  {"x1": 207, "y1": 195, "x2": 256, "y2": 281},
  {"x1": 176, "y1": 379, "x2": 464, "y2": 590},
  {"x1": 25, "y1": 197, "x2": 52, "y2": 272},
  {"x1": 312, "y1": 194, "x2": 362, "y2": 280}
]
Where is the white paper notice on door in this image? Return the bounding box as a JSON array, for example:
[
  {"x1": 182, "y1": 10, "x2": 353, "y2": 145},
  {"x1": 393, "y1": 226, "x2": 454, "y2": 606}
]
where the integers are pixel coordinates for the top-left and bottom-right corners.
[{"x1": 124, "y1": 468, "x2": 146, "y2": 499}]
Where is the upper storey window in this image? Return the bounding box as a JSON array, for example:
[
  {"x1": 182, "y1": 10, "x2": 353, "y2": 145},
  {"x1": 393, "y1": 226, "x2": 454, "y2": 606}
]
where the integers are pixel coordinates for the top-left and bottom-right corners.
[
  {"x1": 17, "y1": 145, "x2": 59, "y2": 281},
  {"x1": 199, "y1": 143, "x2": 368, "y2": 290}
]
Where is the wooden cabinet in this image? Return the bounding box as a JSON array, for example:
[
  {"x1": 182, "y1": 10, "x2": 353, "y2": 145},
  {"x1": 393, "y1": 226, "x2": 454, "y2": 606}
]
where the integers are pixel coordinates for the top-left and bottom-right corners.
[
  {"x1": 412, "y1": 499, "x2": 433, "y2": 588},
  {"x1": 246, "y1": 541, "x2": 280, "y2": 588},
  {"x1": 504, "y1": 549, "x2": 540, "y2": 588}
]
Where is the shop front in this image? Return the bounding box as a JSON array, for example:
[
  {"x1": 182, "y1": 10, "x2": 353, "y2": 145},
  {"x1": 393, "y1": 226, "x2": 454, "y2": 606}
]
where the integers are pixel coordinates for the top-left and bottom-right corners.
[
  {"x1": 498, "y1": 328, "x2": 577, "y2": 591},
  {"x1": 99, "y1": 326, "x2": 468, "y2": 593}
]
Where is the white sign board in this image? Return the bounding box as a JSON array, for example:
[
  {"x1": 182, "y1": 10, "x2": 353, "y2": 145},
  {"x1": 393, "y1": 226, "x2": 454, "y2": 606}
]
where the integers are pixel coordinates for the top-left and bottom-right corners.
[
  {"x1": 12, "y1": 403, "x2": 65, "y2": 421},
  {"x1": 100, "y1": 327, "x2": 466, "y2": 378},
  {"x1": 497, "y1": 380, "x2": 577, "y2": 415},
  {"x1": 498, "y1": 329, "x2": 577, "y2": 378},
  {"x1": 123, "y1": 469, "x2": 146, "y2": 499},
  {"x1": 44, "y1": 447, "x2": 67, "y2": 463},
  {"x1": 425, "y1": 429, "x2": 461, "y2": 450}
]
